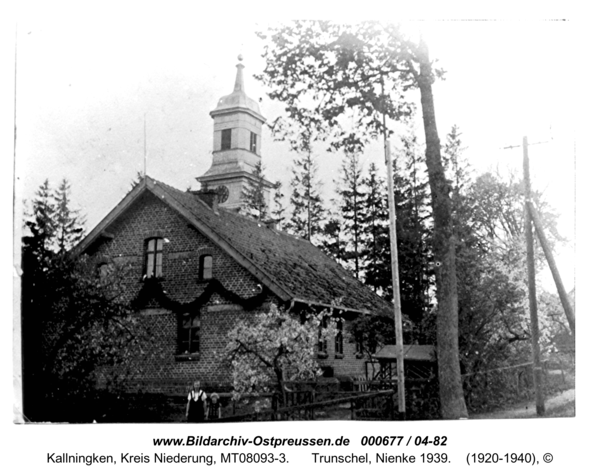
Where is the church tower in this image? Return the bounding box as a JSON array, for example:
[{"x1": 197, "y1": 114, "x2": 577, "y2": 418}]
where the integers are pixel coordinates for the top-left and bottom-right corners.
[{"x1": 196, "y1": 56, "x2": 275, "y2": 214}]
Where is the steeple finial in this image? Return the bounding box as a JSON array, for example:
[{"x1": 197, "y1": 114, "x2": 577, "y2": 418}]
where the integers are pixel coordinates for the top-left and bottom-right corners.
[{"x1": 234, "y1": 55, "x2": 245, "y2": 92}]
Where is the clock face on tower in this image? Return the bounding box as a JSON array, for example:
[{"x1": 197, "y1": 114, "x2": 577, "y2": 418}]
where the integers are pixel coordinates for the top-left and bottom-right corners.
[{"x1": 215, "y1": 185, "x2": 229, "y2": 204}]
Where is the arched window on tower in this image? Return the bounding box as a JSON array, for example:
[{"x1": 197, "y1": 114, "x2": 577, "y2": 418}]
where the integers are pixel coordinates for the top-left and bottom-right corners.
[{"x1": 221, "y1": 129, "x2": 232, "y2": 150}]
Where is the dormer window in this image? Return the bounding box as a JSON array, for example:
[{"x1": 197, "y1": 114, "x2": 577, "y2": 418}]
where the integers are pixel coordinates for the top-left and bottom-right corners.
[
  {"x1": 199, "y1": 254, "x2": 213, "y2": 281},
  {"x1": 250, "y1": 132, "x2": 257, "y2": 153},
  {"x1": 221, "y1": 129, "x2": 232, "y2": 150},
  {"x1": 145, "y1": 238, "x2": 163, "y2": 278}
]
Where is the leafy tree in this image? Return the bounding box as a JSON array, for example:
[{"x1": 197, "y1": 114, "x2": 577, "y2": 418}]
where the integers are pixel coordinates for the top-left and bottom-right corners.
[
  {"x1": 29, "y1": 256, "x2": 141, "y2": 420},
  {"x1": 240, "y1": 159, "x2": 270, "y2": 221},
  {"x1": 452, "y1": 166, "x2": 566, "y2": 384},
  {"x1": 224, "y1": 305, "x2": 337, "y2": 408},
  {"x1": 470, "y1": 171, "x2": 563, "y2": 263},
  {"x1": 537, "y1": 289, "x2": 574, "y2": 355},
  {"x1": 257, "y1": 21, "x2": 467, "y2": 418},
  {"x1": 21, "y1": 180, "x2": 140, "y2": 422}
]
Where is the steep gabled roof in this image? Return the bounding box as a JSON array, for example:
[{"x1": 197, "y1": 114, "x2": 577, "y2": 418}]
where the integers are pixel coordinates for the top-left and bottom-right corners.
[{"x1": 76, "y1": 176, "x2": 392, "y2": 315}]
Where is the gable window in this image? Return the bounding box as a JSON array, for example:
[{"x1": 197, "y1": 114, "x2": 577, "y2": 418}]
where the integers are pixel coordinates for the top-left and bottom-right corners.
[
  {"x1": 221, "y1": 129, "x2": 232, "y2": 150},
  {"x1": 145, "y1": 237, "x2": 163, "y2": 278},
  {"x1": 250, "y1": 132, "x2": 257, "y2": 153},
  {"x1": 335, "y1": 320, "x2": 344, "y2": 357},
  {"x1": 199, "y1": 254, "x2": 213, "y2": 281},
  {"x1": 178, "y1": 314, "x2": 201, "y2": 354}
]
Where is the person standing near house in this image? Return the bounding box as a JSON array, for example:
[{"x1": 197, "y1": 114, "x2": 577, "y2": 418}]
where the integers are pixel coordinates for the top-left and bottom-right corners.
[
  {"x1": 206, "y1": 393, "x2": 222, "y2": 421},
  {"x1": 186, "y1": 381, "x2": 207, "y2": 422}
]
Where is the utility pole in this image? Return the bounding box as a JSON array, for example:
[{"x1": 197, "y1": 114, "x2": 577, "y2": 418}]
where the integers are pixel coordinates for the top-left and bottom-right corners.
[
  {"x1": 528, "y1": 204, "x2": 575, "y2": 335},
  {"x1": 381, "y1": 79, "x2": 406, "y2": 419},
  {"x1": 385, "y1": 139, "x2": 406, "y2": 419},
  {"x1": 143, "y1": 113, "x2": 147, "y2": 177},
  {"x1": 522, "y1": 136, "x2": 545, "y2": 416}
]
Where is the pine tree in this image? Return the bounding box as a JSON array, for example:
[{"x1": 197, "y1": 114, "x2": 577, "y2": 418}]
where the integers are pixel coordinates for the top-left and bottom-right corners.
[
  {"x1": 288, "y1": 133, "x2": 325, "y2": 242},
  {"x1": 53, "y1": 179, "x2": 86, "y2": 254},
  {"x1": 361, "y1": 162, "x2": 391, "y2": 297},
  {"x1": 240, "y1": 159, "x2": 269, "y2": 221},
  {"x1": 22, "y1": 180, "x2": 56, "y2": 266},
  {"x1": 337, "y1": 152, "x2": 366, "y2": 278},
  {"x1": 442, "y1": 125, "x2": 478, "y2": 271},
  {"x1": 272, "y1": 180, "x2": 285, "y2": 223},
  {"x1": 394, "y1": 133, "x2": 434, "y2": 336},
  {"x1": 320, "y1": 214, "x2": 346, "y2": 263},
  {"x1": 443, "y1": 125, "x2": 471, "y2": 205}
]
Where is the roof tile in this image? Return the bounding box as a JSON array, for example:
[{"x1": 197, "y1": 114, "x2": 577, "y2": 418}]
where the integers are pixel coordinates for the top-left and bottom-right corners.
[{"x1": 150, "y1": 178, "x2": 392, "y2": 315}]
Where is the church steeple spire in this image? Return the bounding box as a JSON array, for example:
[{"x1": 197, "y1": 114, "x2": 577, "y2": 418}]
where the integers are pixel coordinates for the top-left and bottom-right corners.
[
  {"x1": 233, "y1": 55, "x2": 245, "y2": 92},
  {"x1": 197, "y1": 56, "x2": 274, "y2": 214}
]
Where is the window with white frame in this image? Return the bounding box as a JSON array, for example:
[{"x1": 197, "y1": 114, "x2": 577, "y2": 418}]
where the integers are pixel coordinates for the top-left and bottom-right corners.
[
  {"x1": 199, "y1": 254, "x2": 213, "y2": 281},
  {"x1": 178, "y1": 314, "x2": 201, "y2": 354},
  {"x1": 144, "y1": 237, "x2": 163, "y2": 278}
]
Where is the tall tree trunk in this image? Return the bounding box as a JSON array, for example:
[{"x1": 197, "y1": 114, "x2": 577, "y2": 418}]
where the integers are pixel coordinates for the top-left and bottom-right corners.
[{"x1": 415, "y1": 38, "x2": 468, "y2": 419}]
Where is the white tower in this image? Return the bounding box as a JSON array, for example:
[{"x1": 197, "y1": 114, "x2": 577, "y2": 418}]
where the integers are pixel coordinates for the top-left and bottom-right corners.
[{"x1": 197, "y1": 57, "x2": 275, "y2": 213}]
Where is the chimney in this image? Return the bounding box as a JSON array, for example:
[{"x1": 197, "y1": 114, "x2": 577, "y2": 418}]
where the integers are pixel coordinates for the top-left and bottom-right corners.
[
  {"x1": 264, "y1": 218, "x2": 282, "y2": 231},
  {"x1": 191, "y1": 190, "x2": 219, "y2": 213}
]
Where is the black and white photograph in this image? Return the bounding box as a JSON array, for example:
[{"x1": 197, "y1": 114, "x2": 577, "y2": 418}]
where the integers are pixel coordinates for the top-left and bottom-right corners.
[{"x1": 8, "y1": 3, "x2": 593, "y2": 472}]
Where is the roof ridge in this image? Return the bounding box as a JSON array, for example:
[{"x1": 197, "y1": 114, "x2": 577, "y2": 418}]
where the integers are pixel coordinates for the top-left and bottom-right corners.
[
  {"x1": 150, "y1": 178, "x2": 214, "y2": 213},
  {"x1": 80, "y1": 176, "x2": 392, "y2": 315},
  {"x1": 154, "y1": 180, "x2": 315, "y2": 246}
]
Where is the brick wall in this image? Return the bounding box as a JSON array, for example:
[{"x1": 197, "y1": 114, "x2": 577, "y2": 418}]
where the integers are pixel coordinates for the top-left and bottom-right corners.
[
  {"x1": 314, "y1": 316, "x2": 368, "y2": 380},
  {"x1": 91, "y1": 192, "x2": 277, "y2": 395},
  {"x1": 95, "y1": 193, "x2": 265, "y2": 304},
  {"x1": 111, "y1": 306, "x2": 271, "y2": 396},
  {"x1": 90, "y1": 190, "x2": 366, "y2": 396}
]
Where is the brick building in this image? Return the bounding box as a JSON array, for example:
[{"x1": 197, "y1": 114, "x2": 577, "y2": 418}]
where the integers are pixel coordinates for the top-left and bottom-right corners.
[{"x1": 74, "y1": 59, "x2": 393, "y2": 396}]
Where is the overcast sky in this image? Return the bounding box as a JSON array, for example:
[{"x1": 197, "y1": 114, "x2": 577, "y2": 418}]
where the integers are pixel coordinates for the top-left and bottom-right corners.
[{"x1": 14, "y1": 14, "x2": 576, "y2": 288}]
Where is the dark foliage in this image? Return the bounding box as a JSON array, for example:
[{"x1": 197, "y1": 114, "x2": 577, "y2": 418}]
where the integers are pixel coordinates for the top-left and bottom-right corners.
[{"x1": 21, "y1": 180, "x2": 139, "y2": 422}]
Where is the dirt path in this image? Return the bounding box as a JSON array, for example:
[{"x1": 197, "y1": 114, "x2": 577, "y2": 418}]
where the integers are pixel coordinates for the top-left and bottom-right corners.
[{"x1": 470, "y1": 388, "x2": 575, "y2": 419}]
